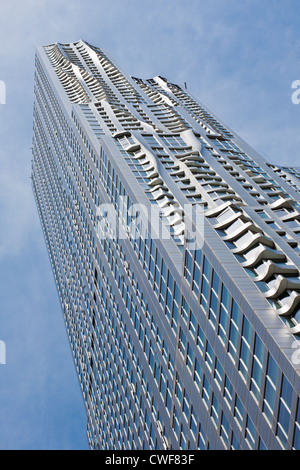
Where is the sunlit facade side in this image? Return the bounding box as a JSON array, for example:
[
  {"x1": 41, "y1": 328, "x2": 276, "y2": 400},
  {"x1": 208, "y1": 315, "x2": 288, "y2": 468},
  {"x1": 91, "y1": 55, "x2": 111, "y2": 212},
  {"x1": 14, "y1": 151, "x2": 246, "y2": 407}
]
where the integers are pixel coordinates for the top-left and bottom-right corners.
[{"x1": 32, "y1": 40, "x2": 300, "y2": 450}]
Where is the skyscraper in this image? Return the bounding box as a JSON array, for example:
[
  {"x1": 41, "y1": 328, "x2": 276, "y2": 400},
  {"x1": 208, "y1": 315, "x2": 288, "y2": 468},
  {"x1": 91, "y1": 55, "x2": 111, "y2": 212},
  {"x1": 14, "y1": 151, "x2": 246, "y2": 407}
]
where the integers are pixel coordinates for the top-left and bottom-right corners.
[{"x1": 32, "y1": 40, "x2": 300, "y2": 450}]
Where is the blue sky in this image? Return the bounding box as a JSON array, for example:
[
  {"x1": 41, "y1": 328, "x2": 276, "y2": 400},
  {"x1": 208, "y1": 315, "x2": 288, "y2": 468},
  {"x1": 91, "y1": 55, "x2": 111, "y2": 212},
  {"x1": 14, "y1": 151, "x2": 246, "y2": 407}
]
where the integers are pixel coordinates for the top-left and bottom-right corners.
[{"x1": 0, "y1": 0, "x2": 300, "y2": 450}]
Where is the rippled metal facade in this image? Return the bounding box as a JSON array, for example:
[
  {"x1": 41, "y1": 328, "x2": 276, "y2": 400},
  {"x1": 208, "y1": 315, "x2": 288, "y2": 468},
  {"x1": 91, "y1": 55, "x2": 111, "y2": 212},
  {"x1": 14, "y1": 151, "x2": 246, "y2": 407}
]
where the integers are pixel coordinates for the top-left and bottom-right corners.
[{"x1": 32, "y1": 40, "x2": 300, "y2": 450}]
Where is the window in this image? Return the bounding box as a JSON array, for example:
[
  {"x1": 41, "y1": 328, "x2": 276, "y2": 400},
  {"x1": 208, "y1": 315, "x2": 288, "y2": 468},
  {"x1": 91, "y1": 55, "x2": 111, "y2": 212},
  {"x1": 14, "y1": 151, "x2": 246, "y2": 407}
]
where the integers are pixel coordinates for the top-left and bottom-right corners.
[
  {"x1": 194, "y1": 359, "x2": 202, "y2": 390},
  {"x1": 202, "y1": 376, "x2": 211, "y2": 408},
  {"x1": 285, "y1": 219, "x2": 300, "y2": 229},
  {"x1": 234, "y1": 396, "x2": 244, "y2": 428},
  {"x1": 172, "y1": 407, "x2": 180, "y2": 437},
  {"x1": 218, "y1": 285, "x2": 230, "y2": 343},
  {"x1": 182, "y1": 391, "x2": 190, "y2": 422},
  {"x1": 205, "y1": 342, "x2": 214, "y2": 370},
  {"x1": 189, "y1": 310, "x2": 197, "y2": 335},
  {"x1": 250, "y1": 334, "x2": 265, "y2": 401},
  {"x1": 178, "y1": 327, "x2": 186, "y2": 356},
  {"x1": 293, "y1": 399, "x2": 300, "y2": 450},
  {"x1": 190, "y1": 406, "x2": 198, "y2": 439},
  {"x1": 245, "y1": 416, "x2": 256, "y2": 447},
  {"x1": 175, "y1": 372, "x2": 183, "y2": 404},
  {"x1": 172, "y1": 283, "x2": 179, "y2": 330},
  {"x1": 239, "y1": 317, "x2": 252, "y2": 380},
  {"x1": 231, "y1": 433, "x2": 240, "y2": 450},
  {"x1": 181, "y1": 298, "x2": 189, "y2": 324},
  {"x1": 224, "y1": 376, "x2": 234, "y2": 408},
  {"x1": 209, "y1": 270, "x2": 220, "y2": 327},
  {"x1": 200, "y1": 257, "x2": 211, "y2": 310},
  {"x1": 259, "y1": 438, "x2": 267, "y2": 450},
  {"x1": 198, "y1": 424, "x2": 206, "y2": 450},
  {"x1": 266, "y1": 220, "x2": 280, "y2": 230},
  {"x1": 186, "y1": 343, "x2": 194, "y2": 374},
  {"x1": 180, "y1": 425, "x2": 188, "y2": 450},
  {"x1": 165, "y1": 271, "x2": 174, "y2": 321},
  {"x1": 276, "y1": 375, "x2": 293, "y2": 447},
  {"x1": 165, "y1": 381, "x2": 172, "y2": 415},
  {"x1": 192, "y1": 250, "x2": 201, "y2": 297},
  {"x1": 184, "y1": 250, "x2": 193, "y2": 284},
  {"x1": 220, "y1": 413, "x2": 230, "y2": 442},
  {"x1": 159, "y1": 260, "x2": 167, "y2": 305},
  {"x1": 263, "y1": 354, "x2": 278, "y2": 423},
  {"x1": 228, "y1": 300, "x2": 241, "y2": 359},
  {"x1": 197, "y1": 324, "x2": 205, "y2": 353},
  {"x1": 214, "y1": 358, "x2": 223, "y2": 389},
  {"x1": 211, "y1": 394, "x2": 220, "y2": 426}
]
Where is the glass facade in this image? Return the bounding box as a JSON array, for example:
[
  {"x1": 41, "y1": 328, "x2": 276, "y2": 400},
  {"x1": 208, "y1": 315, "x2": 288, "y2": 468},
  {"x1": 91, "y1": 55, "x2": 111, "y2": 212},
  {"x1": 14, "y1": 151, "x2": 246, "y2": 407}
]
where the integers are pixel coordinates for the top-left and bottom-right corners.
[{"x1": 32, "y1": 40, "x2": 300, "y2": 450}]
